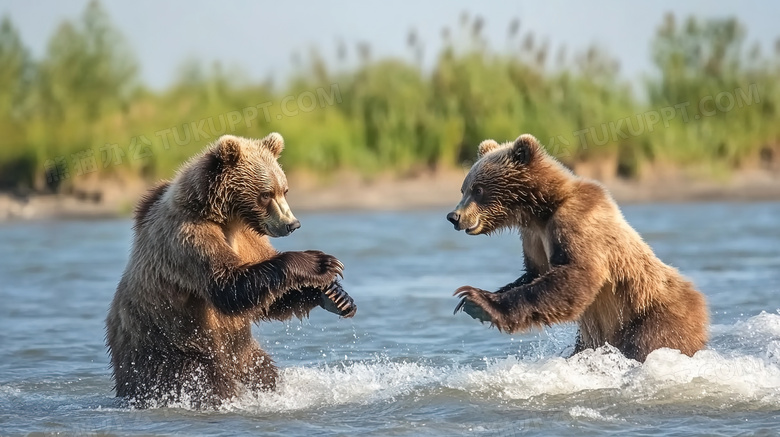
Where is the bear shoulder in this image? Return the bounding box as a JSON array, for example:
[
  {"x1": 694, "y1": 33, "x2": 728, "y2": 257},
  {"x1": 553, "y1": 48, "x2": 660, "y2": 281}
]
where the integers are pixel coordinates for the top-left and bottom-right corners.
[
  {"x1": 572, "y1": 179, "x2": 612, "y2": 208},
  {"x1": 134, "y1": 181, "x2": 171, "y2": 228},
  {"x1": 553, "y1": 179, "x2": 613, "y2": 220}
]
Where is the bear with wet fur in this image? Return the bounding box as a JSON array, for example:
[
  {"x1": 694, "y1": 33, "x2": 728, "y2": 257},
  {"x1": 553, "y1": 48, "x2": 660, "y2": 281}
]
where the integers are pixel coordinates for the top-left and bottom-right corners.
[
  {"x1": 106, "y1": 133, "x2": 356, "y2": 408},
  {"x1": 448, "y1": 134, "x2": 708, "y2": 362}
]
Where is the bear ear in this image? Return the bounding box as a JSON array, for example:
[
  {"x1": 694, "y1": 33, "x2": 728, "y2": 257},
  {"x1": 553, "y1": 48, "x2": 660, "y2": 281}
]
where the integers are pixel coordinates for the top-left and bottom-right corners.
[
  {"x1": 261, "y1": 132, "x2": 285, "y2": 157},
  {"x1": 511, "y1": 134, "x2": 540, "y2": 165},
  {"x1": 216, "y1": 135, "x2": 243, "y2": 165},
  {"x1": 477, "y1": 139, "x2": 501, "y2": 158}
]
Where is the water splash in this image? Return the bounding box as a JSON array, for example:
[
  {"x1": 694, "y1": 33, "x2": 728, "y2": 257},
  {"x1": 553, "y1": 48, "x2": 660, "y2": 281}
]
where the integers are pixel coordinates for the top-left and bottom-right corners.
[
  {"x1": 105, "y1": 312, "x2": 780, "y2": 414},
  {"x1": 213, "y1": 313, "x2": 780, "y2": 414}
]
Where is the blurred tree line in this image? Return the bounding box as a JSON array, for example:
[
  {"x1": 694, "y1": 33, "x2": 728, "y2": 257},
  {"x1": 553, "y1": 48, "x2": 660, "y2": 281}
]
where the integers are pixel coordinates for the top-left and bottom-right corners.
[{"x1": 0, "y1": 1, "x2": 778, "y2": 192}]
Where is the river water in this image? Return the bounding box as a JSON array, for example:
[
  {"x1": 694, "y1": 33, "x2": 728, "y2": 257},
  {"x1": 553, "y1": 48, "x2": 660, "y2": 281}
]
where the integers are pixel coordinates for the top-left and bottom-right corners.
[{"x1": 1, "y1": 202, "x2": 779, "y2": 436}]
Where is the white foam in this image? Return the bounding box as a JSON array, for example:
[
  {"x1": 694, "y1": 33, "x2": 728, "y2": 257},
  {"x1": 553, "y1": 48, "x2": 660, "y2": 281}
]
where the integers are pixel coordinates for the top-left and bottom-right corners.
[
  {"x1": 225, "y1": 361, "x2": 442, "y2": 413},
  {"x1": 217, "y1": 343, "x2": 780, "y2": 413},
  {"x1": 568, "y1": 406, "x2": 620, "y2": 422},
  {"x1": 636, "y1": 348, "x2": 780, "y2": 401},
  {"x1": 711, "y1": 310, "x2": 780, "y2": 338},
  {"x1": 445, "y1": 345, "x2": 639, "y2": 400},
  {"x1": 161, "y1": 313, "x2": 780, "y2": 413}
]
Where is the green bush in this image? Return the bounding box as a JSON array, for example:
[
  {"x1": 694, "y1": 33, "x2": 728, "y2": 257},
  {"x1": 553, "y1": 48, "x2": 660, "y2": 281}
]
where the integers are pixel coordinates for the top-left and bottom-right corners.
[{"x1": 0, "y1": 2, "x2": 778, "y2": 190}]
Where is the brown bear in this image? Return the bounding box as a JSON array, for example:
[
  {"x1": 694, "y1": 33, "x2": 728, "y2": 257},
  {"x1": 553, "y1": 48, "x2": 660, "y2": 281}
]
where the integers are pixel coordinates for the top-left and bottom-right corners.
[
  {"x1": 105, "y1": 133, "x2": 356, "y2": 408},
  {"x1": 447, "y1": 134, "x2": 708, "y2": 362}
]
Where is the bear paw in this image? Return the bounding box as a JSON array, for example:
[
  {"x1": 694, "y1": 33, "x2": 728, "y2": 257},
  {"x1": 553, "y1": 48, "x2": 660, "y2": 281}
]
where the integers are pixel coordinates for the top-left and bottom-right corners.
[
  {"x1": 291, "y1": 250, "x2": 344, "y2": 288},
  {"x1": 454, "y1": 286, "x2": 507, "y2": 330}
]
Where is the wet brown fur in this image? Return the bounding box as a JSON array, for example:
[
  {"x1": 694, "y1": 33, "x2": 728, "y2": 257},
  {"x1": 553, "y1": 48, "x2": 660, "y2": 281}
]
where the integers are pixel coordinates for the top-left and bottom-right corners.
[
  {"x1": 450, "y1": 134, "x2": 709, "y2": 362},
  {"x1": 105, "y1": 133, "x2": 355, "y2": 408}
]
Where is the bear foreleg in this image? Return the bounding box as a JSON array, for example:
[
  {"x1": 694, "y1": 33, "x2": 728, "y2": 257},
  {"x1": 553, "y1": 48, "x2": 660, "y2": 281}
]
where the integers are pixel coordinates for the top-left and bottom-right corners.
[
  {"x1": 455, "y1": 264, "x2": 600, "y2": 333},
  {"x1": 263, "y1": 281, "x2": 356, "y2": 321},
  {"x1": 208, "y1": 250, "x2": 344, "y2": 315}
]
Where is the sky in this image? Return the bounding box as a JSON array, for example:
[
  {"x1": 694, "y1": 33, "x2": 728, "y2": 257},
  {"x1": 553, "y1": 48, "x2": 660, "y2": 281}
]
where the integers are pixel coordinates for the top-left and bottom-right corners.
[{"x1": 1, "y1": 0, "x2": 778, "y2": 90}]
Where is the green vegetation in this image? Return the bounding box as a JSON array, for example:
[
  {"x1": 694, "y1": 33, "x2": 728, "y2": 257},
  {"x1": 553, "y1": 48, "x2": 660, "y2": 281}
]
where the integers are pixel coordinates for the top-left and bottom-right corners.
[{"x1": 0, "y1": 2, "x2": 778, "y2": 192}]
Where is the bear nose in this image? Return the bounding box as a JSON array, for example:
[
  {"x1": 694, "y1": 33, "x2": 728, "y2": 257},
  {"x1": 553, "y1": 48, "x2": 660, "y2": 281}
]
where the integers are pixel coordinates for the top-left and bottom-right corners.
[
  {"x1": 446, "y1": 211, "x2": 460, "y2": 227},
  {"x1": 287, "y1": 220, "x2": 301, "y2": 233}
]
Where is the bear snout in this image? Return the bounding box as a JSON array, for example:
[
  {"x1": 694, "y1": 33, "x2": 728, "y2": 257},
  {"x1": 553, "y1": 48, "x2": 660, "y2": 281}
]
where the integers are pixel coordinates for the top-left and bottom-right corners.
[
  {"x1": 286, "y1": 220, "x2": 301, "y2": 233},
  {"x1": 447, "y1": 211, "x2": 461, "y2": 229},
  {"x1": 266, "y1": 220, "x2": 299, "y2": 237}
]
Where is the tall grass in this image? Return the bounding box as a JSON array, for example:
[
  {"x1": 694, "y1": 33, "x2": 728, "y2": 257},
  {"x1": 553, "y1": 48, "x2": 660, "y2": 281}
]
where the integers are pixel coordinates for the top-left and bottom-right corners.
[{"x1": 0, "y1": 2, "x2": 778, "y2": 192}]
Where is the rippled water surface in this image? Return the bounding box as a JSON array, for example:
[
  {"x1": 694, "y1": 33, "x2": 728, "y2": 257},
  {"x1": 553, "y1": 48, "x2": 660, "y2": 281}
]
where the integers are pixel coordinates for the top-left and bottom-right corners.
[{"x1": 1, "y1": 202, "x2": 780, "y2": 436}]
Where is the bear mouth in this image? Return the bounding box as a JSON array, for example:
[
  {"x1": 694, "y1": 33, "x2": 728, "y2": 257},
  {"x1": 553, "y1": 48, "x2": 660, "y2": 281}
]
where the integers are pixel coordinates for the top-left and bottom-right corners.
[{"x1": 465, "y1": 219, "x2": 481, "y2": 235}]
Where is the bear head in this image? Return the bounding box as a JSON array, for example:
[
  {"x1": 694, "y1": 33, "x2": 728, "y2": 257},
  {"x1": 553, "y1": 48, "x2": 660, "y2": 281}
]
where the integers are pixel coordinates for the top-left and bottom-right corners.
[
  {"x1": 447, "y1": 134, "x2": 567, "y2": 235},
  {"x1": 199, "y1": 133, "x2": 300, "y2": 238}
]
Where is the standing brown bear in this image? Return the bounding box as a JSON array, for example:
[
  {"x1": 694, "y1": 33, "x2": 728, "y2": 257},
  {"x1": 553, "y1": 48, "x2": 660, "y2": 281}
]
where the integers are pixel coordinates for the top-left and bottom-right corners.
[
  {"x1": 447, "y1": 134, "x2": 708, "y2": 362},
  {"x1": 106, "y1": 133, "x2": 356, "y2": 408}
]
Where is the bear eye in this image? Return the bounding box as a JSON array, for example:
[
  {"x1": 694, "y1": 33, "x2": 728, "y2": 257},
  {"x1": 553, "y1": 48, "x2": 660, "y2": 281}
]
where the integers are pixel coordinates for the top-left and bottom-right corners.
[
  {"x1": 260, "y1": 192, "x2": 272, "y2": 202},
  {"x1": 474, "y1": 186, "x2": 484, "y2": 198},
  {"x1": 284, "y1": 188, "x2": 289, "y2": 196}
]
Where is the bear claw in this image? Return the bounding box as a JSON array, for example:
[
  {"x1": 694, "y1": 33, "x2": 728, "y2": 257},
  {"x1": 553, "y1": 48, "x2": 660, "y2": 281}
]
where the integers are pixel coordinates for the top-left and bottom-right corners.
[{"x1": 320, "y1": 282, "x2": 356, "y2": 318}]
